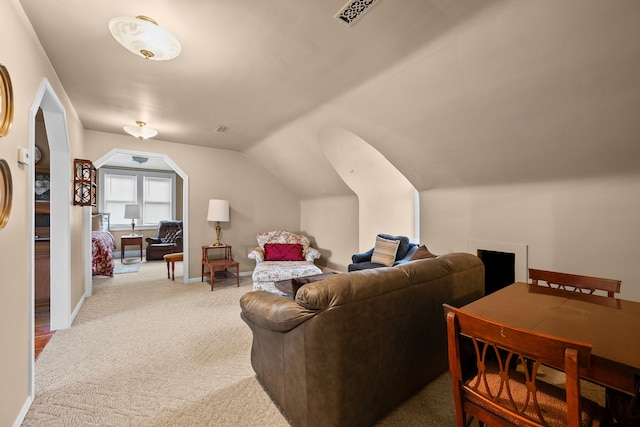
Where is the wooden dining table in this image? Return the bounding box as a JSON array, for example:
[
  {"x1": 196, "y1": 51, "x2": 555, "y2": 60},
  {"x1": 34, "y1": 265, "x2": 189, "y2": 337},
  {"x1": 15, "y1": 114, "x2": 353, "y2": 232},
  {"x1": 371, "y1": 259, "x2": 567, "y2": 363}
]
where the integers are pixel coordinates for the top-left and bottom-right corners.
[{"x1": 459, "y1": 282, "x2": 640, "y2": 397}]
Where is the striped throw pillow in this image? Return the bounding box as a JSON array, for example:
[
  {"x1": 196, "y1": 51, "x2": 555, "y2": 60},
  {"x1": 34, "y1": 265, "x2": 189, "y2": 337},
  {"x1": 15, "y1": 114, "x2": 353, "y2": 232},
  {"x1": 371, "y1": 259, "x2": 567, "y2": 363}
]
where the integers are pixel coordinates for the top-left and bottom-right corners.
[{"x1": 371, "y1": 236, "x2": 400, "y2": 267}]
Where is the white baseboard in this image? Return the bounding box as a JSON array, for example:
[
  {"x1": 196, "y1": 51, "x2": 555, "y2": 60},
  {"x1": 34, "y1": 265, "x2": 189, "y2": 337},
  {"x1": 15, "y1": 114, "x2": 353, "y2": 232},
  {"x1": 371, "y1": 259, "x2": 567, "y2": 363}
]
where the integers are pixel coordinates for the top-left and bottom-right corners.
[{"x1": 13, "y1": 394, "x2": 33, "y2": 427}]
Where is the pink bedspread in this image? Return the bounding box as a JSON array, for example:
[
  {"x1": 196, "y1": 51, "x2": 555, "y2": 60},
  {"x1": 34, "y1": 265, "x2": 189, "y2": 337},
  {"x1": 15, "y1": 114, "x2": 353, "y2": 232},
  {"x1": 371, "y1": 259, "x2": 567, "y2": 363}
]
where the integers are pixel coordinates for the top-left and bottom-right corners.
[{"x1": 92, "y1": 231, "x2": 116, "y2": 277}]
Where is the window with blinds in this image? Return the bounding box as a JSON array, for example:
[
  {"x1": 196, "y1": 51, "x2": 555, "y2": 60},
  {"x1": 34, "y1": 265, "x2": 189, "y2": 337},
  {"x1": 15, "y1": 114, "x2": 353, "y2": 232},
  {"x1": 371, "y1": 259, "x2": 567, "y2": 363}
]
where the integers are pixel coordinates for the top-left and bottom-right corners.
[{"x1": 99, "y1": 168, "x2": 176, "y2": 229}]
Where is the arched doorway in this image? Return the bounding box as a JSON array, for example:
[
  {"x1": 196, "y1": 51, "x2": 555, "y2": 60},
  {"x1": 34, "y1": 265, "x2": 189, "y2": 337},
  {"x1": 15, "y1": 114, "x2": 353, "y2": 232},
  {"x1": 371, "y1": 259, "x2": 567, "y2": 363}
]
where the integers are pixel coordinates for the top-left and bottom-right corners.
[
  {"x1": 28, "y1": 79, "x2": 72, "y2": 397},
  {"x1": 85, "y1": 148, "x2": 190, "y2": 295}
]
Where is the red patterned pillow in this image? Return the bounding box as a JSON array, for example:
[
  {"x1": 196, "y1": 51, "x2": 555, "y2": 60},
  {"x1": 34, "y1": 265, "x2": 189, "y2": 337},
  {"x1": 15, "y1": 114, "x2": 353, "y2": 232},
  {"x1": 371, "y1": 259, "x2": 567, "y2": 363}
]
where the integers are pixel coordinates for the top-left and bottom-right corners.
[{"x1": 264, "y1": 243, "x2": 304, "y2": 261}]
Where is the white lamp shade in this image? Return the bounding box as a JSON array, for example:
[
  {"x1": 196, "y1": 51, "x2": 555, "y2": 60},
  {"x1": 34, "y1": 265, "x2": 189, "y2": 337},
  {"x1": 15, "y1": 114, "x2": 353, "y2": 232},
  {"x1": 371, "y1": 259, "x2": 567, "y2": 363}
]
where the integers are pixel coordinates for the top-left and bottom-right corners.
[
  {"x1": 109, "y1": 16, "x2": 181, "y2": 61},
  {"x1": 124, "y1": 204, "x2": 141, "y2": 219},
  {"x1": 207, "y1": 199, "x2": 229, "y2": 222}
]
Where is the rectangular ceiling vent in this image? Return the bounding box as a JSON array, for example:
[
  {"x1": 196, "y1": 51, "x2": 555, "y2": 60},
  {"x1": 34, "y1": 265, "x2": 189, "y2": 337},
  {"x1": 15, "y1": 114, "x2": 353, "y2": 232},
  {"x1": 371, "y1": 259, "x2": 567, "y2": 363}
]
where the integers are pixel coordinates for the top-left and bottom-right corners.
[{"x1": 335, "y1": 0, "x2": 381, "y2": 27}]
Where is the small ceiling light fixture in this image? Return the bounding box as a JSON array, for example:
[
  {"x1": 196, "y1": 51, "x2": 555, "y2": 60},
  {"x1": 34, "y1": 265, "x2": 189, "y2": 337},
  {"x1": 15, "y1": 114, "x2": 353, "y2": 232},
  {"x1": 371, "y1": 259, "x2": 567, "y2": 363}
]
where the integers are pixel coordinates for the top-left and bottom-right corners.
[
  {"x1": 109, "y1": 15, "x2": 181, "y2": 61},
  {"x1": 132, "y1": 156, "x2": 149, "y2": 164},
  {"x1": 124, "y1": 121, "x2": 158, "y2": 140}
]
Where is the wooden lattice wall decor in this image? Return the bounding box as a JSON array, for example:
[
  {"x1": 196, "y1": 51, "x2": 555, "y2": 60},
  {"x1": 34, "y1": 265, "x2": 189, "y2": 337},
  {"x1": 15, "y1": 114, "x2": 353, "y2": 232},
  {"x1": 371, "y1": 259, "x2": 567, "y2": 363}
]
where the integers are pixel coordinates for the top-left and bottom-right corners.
[{"x1": 73, "y1": 158, "x2": 96, "y2": 206}]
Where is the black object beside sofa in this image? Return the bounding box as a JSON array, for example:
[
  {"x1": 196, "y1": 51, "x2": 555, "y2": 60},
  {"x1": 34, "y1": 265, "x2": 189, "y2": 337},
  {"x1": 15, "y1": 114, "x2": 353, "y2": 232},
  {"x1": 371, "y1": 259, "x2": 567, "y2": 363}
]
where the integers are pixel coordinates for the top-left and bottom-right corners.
[
  {"x1": 145, "y1": 220, "x2": 183, "y2": 261},
  {"x1": 240, "y1": 252, "x2": 485, "y2": 427},
  {"x1": 348, "y1": 233, "x2": 418, "y2": 271}
]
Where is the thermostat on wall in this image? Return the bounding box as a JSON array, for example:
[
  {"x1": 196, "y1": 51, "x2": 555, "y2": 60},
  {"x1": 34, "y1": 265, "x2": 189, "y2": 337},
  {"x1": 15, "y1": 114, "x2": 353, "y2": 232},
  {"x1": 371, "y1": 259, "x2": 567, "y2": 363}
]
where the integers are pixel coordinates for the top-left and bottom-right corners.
[{"x1": 17, "y1": 147, "x2": 30, "y2": 165}]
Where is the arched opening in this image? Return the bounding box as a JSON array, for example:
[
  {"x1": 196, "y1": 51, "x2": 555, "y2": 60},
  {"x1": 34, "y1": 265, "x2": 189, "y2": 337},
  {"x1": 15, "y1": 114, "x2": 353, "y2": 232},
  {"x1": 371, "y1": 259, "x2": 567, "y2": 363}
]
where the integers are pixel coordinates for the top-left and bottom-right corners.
[
  {"x1": 28, "y1": 79, "x2": 72, "y2": 398},
  {"x1": 86, "y1": 148, "x2": 190, "y2": 294},
  {"x1": 319, "y1": 127, "x2": 419, "y2": 251}
]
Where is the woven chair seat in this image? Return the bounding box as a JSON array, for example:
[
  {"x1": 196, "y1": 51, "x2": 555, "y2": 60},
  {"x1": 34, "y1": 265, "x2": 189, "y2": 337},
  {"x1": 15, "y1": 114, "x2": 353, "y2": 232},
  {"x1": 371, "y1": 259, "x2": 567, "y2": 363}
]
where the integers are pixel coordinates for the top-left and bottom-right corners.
[{"x1": 466, "y1": 365, "x2": 601, "y2": 427}]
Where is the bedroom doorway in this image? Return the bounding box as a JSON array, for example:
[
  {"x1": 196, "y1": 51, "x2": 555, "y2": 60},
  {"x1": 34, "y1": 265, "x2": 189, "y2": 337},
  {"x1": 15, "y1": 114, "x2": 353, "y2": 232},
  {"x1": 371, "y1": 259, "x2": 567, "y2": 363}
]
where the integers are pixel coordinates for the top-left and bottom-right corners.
[
  {"x1": 86, "y1": 149, "x2": 190, "y2": 295},
  {"x1": 29, "y1": 79, "x2": 72, "y2": 400},
  {"x1": 33, "y1": 108, "x2": 54, "y2": 359}
]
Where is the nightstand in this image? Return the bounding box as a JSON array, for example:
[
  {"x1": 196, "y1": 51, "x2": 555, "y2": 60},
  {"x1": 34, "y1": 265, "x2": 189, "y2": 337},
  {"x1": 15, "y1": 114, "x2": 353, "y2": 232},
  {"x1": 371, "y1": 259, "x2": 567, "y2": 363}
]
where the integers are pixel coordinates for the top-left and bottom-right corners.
[{"x1": 121, "y1": 234, "x2": 143, "y2": 261}]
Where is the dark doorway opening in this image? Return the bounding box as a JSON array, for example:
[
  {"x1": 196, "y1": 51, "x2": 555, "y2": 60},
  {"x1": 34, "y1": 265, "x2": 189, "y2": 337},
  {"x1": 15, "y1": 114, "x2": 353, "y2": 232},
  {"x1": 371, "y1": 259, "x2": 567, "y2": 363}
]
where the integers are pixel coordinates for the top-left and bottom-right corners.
[{"x1": 477, "y1": 249, "x2": 515, "y2": 295}]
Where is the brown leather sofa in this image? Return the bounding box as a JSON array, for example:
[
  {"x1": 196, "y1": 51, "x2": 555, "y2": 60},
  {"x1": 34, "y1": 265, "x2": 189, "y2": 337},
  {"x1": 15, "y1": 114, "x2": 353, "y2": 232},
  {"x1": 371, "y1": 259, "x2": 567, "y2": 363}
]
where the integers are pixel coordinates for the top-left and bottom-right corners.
[
  {"x1": 240, "y1": 252, "x2": 485, "y2": 427},
  {"x1": 145, "y1": 220, "x2": 183, "y2": 261}
]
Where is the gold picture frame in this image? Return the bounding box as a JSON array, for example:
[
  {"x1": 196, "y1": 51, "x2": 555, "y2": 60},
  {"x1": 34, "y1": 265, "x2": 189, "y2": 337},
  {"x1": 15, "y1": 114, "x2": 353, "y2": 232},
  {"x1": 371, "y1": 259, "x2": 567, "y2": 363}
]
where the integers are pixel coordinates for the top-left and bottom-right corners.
[
  {"x1": 0, "y1": 159, "x2": 13, "y2": 229},
  {"x1": 0, "y1": 64, "x2": 14, "y2": 137}
]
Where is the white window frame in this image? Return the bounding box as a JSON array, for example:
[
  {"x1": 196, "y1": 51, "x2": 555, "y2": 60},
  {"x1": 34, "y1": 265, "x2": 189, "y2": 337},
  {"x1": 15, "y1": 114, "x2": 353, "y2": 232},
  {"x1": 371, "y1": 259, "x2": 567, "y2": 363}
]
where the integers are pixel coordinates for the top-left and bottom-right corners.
[{"x1": 99, "y1": 167, "x2": 176, "y2": 231}]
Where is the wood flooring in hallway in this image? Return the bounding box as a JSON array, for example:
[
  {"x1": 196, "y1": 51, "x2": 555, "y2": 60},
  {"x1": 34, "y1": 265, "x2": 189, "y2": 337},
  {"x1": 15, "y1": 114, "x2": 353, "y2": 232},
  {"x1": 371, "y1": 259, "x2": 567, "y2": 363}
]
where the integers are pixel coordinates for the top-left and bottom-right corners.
[{"x1": 35, "y1": 302, "x2": 54, "y2": 360}]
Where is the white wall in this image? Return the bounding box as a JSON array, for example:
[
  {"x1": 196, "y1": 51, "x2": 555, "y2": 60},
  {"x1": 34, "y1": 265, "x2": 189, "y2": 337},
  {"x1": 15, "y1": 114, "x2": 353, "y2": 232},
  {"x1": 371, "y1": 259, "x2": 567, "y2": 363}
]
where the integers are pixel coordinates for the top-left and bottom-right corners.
[
  {"x1": 1, "y1": 1, "x2": 86, "y2": 425},
  {"x1": 421, "y1": 172, "x2": 640, "y2": 302},
  {"x1": 301, "y1": 195, "x2": 359, "y2": 272},
  {"x1": 319, "y1": 127, "x2": 417, "y2": 251},
  {"x1": 83, "y1": 130, "x2": 301, "y2": 278}
]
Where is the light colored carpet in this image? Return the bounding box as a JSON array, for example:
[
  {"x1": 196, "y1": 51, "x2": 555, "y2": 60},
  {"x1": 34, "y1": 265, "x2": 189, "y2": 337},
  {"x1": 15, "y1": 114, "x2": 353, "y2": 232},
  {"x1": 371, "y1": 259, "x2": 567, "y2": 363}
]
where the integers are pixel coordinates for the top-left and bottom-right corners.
[{"x1": 22, "y1": 260, "x2": 604, "y2": 426}]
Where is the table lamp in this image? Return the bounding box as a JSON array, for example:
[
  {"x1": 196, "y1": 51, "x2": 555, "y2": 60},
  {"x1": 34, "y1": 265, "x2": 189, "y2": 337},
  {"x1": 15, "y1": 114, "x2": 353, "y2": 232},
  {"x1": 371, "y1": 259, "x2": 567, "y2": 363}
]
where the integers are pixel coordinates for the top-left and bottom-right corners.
[
  {"x1": 207, "y1": 199, "x2": 229, "y2": 246},
  {"x1": 124, "y1": 204, "x2": 141, "y2": 235}
]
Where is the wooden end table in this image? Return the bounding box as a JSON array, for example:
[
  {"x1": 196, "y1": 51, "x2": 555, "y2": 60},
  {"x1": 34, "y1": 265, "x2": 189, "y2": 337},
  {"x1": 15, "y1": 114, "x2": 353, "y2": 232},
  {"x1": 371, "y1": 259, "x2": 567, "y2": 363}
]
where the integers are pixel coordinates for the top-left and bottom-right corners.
[
  {"x1": 201, "y1": 244, "x2": 239, "y2": 291},
  {"x1": 121, "y1": 234, "x2": 143, "y2": 261}
]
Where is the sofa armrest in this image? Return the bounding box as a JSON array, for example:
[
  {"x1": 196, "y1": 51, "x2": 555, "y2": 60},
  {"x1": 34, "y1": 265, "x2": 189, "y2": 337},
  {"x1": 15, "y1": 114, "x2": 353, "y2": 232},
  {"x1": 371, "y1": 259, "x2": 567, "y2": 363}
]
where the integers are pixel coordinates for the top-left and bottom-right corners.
[
  {"x1": 145, "y1": 237, "x2": 162, "y2": 244},
  {"x1": 175, "y1": 233, "x2": 183, "y2": 252},
  {"x1": 248, "y1": 247, "x2": 265, "y2": 263},
  {"x1": 394, "y1": 244, "x2": 418, "y2": 266},
  {"x1": 240, "y1": 291, "x2": 317, "y2": 332},
  {"x1": 304, "y1": 247, "x2": 321, "y2": 262},
  {"x1": 351, "y1": 248, "x2": 374, "y2": 263}
]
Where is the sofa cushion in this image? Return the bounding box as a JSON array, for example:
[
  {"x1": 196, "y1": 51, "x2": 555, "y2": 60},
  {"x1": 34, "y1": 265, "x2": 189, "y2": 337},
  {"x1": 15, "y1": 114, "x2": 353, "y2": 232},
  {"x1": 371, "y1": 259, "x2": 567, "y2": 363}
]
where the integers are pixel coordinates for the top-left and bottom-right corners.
[
  {"x1": 371, "y1": 236, "x2": 400, "y2": 267},
  {"x1": 348, "y1": 261, "x2": 386, "y2": 271},
  {"x1": 264, "y1": 243, "x2": 304, "y2": 261},
  {"x1": 409, "y1": 245, "x2": 437, "y2": 261},
  {"x1": 252, "y1": 261, "x2": 323, "y2": 283}
]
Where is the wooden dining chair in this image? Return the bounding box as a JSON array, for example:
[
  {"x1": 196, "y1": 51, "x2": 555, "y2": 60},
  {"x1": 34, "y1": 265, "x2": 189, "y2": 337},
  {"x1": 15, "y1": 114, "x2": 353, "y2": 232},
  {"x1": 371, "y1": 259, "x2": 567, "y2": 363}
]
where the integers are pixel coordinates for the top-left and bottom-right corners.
[
  {"x1": 528, "y1": 268, "x2": 621, "y2": 298},
  {"x1": 444, "y1": 304, "x2": 609, "y2": 427}
]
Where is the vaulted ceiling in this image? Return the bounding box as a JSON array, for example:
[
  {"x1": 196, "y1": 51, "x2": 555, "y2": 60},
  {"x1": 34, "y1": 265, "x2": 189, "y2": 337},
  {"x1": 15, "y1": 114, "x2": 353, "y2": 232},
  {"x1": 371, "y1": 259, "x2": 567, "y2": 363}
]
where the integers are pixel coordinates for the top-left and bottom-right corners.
[
  {"x1": 20, "y1": 0, "x2": 640, "y2": 197},
  {"x1": 22, "y1": 0, "x2": 465, "y2": 150}
]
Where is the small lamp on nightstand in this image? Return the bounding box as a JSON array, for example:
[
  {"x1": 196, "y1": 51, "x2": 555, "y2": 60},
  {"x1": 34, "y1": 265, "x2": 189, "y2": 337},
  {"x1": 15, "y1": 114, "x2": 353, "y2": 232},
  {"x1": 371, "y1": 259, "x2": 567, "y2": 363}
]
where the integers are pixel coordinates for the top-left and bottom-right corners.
[
  {"x1": 207, "y1": 199, "x2": 229, "y2": 246},
  {"x1": 124, "y1": 204, "x2": 141, "y2": 235}
]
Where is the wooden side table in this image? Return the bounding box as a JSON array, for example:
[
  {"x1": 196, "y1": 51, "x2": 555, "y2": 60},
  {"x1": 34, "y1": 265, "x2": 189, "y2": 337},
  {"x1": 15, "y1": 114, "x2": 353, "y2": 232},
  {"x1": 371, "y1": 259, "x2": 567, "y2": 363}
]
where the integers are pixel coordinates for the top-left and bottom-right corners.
[
  {"x1": 121, "y1": 234, "x2": 143, "y2": 261},
  {"x1": 201, "y1": 244, "x2": 239, "y2": 291}
]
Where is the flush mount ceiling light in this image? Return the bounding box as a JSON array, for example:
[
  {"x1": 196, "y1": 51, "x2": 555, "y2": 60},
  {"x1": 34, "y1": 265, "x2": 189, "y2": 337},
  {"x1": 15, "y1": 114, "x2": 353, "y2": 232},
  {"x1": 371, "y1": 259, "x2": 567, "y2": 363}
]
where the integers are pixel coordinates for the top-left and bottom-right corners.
[
  {"x1": 132, "y1": 156, "x2": 149, "y2": 164},
  {"x1": 109, "y1": 15, "x2": 181, "y2": 60},
  {"x1": 123, "y1": 121, "x2": 158, "y2": 140}
]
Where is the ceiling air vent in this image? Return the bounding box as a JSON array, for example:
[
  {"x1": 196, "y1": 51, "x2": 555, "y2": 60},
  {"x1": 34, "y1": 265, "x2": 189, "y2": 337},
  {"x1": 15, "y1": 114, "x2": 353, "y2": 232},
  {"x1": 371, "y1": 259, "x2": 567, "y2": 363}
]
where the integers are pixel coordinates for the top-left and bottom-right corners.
[{"x1": 335, "y1": 0, "x2": 381, "y2": 27}]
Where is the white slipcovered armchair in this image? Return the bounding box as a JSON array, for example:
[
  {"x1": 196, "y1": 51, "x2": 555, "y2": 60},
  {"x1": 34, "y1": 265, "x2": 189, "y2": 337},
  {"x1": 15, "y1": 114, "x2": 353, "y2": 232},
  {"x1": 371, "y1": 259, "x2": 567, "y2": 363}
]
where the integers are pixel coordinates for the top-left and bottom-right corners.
[{"x1": 248, "y1": 230, "x2": 322, "y2": 294}]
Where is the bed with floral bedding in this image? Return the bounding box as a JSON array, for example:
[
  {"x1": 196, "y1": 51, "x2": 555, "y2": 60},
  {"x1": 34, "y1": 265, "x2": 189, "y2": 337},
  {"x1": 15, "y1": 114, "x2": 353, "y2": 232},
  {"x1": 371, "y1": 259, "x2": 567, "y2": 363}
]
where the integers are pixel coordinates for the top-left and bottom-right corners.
[
  {"x1": 92, "y1": 231, "x2": 116, "y2": 276},
  {"x1": 91, "y1": 213, "x2": 116, "y2": 277}
]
